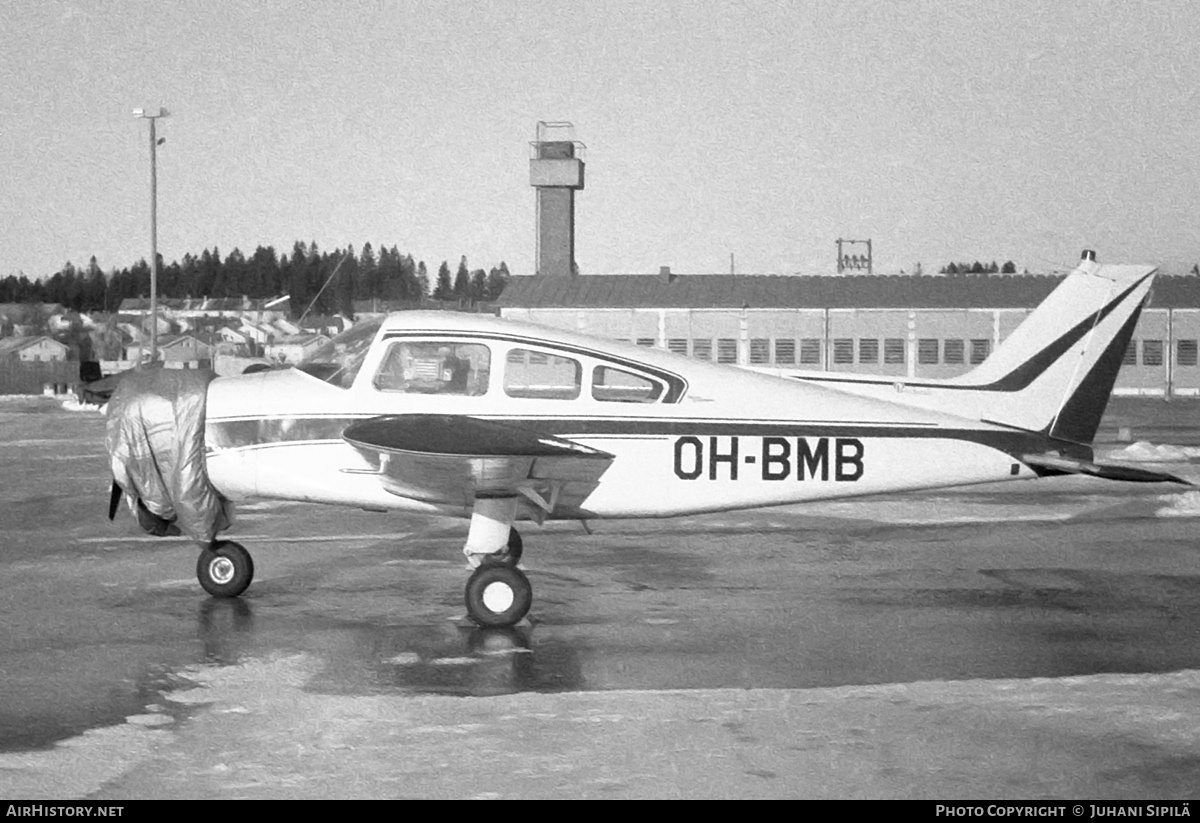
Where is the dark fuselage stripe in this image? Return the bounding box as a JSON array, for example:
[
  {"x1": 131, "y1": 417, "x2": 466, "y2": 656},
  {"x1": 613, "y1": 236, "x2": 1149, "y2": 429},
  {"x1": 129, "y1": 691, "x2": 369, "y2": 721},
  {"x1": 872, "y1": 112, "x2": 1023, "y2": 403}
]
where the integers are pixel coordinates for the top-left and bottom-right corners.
[{"x1": 206, "y1": 414, "x2": 1071, "y2": 461}]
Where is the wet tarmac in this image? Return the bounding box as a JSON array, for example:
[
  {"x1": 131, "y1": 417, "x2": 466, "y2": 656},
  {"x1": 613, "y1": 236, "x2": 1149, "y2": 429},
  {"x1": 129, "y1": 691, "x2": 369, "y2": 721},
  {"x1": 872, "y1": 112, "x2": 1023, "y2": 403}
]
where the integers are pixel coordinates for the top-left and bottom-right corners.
[{"x1": 1, "y1": 395, "x2": 1199, "y2": 797}]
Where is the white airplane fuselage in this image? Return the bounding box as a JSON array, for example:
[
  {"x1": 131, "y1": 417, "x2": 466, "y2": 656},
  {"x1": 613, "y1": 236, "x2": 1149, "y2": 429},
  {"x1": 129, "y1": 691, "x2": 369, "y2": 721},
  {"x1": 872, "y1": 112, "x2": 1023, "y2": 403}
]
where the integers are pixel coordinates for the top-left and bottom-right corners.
[{"x1": 204, "y1": 315, "x2": 1046, "y2": 521}]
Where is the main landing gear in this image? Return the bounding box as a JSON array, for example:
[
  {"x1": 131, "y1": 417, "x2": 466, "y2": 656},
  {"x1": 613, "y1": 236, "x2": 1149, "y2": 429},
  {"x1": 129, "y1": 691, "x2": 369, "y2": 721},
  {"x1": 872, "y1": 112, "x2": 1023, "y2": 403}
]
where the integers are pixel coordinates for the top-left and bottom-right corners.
[
  {"x1": 196, "y1": 540, "x2": 254, "y2": 598},
  {"x1": 464, "y1": 527, "x2": 532, "y2": 628}
]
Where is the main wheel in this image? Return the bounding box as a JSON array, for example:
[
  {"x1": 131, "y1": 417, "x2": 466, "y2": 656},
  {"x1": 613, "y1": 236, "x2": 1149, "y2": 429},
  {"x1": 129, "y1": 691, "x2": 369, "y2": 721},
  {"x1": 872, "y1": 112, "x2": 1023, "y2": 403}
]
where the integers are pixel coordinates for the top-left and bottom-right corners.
[
  {"x1": 197, "y1": 540, "x2": 254, "y2": 598},
  {"x1": 465, "y1": 564, "x2": 532, "y2": 628}
]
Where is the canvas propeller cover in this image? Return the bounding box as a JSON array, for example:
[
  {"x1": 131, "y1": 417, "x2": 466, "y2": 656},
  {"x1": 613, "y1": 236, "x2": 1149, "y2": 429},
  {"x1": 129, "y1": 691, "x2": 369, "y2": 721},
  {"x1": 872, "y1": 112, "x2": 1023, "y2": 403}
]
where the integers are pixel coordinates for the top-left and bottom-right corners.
[{"x1": 105, "y1": 368, "x2": 230, "y2": 545}]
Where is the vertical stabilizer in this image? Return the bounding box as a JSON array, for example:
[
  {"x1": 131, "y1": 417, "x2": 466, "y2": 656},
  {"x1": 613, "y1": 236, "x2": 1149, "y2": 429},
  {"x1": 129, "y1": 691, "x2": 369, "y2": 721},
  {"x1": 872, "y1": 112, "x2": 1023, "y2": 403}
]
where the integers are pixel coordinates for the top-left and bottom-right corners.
[{"x1": 943, "y1": 251, "x2": 1156, "y2": 443}]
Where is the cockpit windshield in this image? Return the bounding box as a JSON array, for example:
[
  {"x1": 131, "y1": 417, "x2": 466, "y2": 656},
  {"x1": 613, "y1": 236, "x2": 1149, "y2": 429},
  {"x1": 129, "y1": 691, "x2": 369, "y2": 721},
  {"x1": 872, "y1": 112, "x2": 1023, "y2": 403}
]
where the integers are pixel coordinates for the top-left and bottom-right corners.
[{"x1": 295, "y1": 318, "x2": 383, "y2": 388}]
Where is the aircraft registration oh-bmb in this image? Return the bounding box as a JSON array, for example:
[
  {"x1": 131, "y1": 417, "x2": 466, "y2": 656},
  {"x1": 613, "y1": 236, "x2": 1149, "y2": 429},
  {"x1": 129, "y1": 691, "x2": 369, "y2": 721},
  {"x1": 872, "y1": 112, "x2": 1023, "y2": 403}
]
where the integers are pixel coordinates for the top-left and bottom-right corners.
[{"x1": 105, "y1": 251, "x2": 1192, "y2": 628}]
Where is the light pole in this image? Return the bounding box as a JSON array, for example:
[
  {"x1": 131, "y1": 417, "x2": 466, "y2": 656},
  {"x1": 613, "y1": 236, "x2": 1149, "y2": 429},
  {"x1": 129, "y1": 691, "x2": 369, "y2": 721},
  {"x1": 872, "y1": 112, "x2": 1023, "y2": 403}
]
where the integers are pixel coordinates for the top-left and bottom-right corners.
[{"x1": 133, "y1": 107, "x2": 169, "y2": 364}]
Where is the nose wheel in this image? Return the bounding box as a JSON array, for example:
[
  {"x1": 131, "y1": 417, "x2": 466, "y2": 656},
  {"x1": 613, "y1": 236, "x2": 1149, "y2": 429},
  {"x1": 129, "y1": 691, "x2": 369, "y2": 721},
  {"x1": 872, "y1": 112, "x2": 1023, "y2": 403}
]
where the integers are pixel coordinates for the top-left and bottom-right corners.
[
  {"x1": 464, "y1": 562, "x2": 532, "y2": 628},
  {"x1": 197, "y1": 540, "x2": 254, "y2": 598}
]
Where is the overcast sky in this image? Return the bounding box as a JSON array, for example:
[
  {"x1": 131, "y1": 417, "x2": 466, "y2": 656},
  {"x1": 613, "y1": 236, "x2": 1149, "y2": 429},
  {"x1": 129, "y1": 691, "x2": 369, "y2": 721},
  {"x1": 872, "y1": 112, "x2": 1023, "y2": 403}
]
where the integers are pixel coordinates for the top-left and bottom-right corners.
[{"x1": 2, "y1": 0, "x2": 1198, "y2": 281}]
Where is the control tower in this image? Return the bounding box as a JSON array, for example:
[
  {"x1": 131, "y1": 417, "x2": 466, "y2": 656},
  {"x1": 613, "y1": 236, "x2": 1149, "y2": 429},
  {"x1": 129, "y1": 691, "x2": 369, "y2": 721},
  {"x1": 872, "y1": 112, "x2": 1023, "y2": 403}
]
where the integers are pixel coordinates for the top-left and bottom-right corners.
[{"x1": 530, "y1": 121, "x2": 585, "y2": 277}]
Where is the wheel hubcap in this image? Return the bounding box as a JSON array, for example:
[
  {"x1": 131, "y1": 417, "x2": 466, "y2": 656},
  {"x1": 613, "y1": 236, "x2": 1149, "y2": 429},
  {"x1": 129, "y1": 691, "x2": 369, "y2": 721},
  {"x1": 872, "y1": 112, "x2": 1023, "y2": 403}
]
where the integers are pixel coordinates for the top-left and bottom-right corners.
[
  {"x1": 209, "y1": 556, "x2": 236, "y2": 585},
  {"x1": 481, "y1": 581, "x2": 515, "y2": 613}
]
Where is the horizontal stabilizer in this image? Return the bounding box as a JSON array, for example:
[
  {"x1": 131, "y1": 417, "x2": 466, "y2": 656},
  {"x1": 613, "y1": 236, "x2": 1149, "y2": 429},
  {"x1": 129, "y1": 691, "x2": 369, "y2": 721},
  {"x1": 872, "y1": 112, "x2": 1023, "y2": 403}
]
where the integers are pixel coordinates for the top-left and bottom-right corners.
[{"x1": 1022, "y1": 453, "x2": 1195, "y2": 485}]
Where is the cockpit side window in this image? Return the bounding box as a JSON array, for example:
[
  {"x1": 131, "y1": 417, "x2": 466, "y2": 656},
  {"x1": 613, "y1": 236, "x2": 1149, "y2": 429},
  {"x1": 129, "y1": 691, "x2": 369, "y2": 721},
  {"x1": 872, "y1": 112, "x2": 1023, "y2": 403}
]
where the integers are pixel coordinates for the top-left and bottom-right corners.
[
  {"x1": 374, "y1": 341, "x2": 491, "y2": 396},
  {"x1": 504, "y1": 348, "x2": 582, "y2": 399}
]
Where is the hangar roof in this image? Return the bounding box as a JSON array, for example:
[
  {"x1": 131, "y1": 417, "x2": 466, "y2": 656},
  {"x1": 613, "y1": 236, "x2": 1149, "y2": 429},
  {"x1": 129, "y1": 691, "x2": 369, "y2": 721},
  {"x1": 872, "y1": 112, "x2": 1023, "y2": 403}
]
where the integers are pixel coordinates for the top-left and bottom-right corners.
[{"x1": 496, "y1": 274, "x2": 1200, "y2": 310}]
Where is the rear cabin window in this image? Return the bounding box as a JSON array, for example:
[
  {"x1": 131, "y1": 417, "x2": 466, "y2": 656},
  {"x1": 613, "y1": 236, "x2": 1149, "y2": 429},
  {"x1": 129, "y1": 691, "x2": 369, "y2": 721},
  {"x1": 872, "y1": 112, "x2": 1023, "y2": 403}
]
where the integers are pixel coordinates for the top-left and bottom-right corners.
[
  {"x1": 374, "y1": 341, "x2": 491, "y2": 396},
  {"x1": 504, "y1": 349, "x2": 582, "y2": 399},
  {"x1": 592, "y1": 366, "x2": 664, "y2": 403}
]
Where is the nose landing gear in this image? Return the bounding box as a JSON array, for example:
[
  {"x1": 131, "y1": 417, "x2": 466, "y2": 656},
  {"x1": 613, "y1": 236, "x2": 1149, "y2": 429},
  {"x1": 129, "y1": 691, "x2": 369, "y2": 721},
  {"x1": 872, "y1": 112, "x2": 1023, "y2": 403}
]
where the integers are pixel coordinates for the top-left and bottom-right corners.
[{"x1": 197, "y1": 540, "x2": 254, "y2": 598}]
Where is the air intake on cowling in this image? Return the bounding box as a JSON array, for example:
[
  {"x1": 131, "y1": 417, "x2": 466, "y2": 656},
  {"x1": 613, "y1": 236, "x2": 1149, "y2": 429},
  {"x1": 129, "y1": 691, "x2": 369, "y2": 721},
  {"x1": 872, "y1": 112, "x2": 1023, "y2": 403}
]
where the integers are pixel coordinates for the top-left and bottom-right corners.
[{"x1": 1081, "y1": 249, "x2": 1097, "y2": 262}]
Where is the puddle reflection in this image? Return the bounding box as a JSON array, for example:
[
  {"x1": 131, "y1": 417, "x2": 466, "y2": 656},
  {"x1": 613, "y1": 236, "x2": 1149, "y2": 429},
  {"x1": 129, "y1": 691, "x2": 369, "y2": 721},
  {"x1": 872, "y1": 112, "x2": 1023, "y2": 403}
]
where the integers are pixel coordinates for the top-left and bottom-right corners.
[
  {"x1": 194, "y1": 600, "x2": 587, "y2": 697},
  {"x1": 315, "y1": 622, "x2": 587, "y2": 697},
  {"x1": 197, "y1": 597, "x2": 255, "y2": 664}
]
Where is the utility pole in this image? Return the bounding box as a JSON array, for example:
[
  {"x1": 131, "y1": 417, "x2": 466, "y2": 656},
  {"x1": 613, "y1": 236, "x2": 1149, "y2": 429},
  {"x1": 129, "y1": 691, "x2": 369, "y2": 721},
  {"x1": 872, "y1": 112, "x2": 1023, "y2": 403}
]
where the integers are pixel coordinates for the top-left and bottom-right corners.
[{"x1": 133, "y1": 107, "x2": 169, "y2": 364}]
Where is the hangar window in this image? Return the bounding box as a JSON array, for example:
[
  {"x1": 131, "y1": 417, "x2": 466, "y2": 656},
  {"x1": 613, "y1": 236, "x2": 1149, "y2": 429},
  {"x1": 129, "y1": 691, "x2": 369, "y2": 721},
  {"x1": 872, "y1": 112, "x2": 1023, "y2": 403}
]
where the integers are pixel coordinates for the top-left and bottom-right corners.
[
  {"x1": 717, "y1": 339, "x2": 738, "y2": 364},
  {"x1": 1122, "y1": 340, "x2": 1137, "y2": 366},
  {"x1": 504, "y1": 349, "x2": 581, "y2": 400},
  {"x1": 692, "y1": 339, "x2": 712, "y2": 361},
  {"x1": 750, "y1": 339, "x2": 770, "y2": 364},
  {"x1": 918, "y1": 339, "x2": 940, "y2": 365},
  {"x1": 374, "y1": 341, "x2": 491, "y2": 396},
  {"x1": 592, "y1": 366, "x2": 664, "y2": 403},
  {"x1": 668, "y1": 338, "x2": 689, "y2": 356},
  {"x1": 858, "y1": 339, "x2": 879, "y2": 364},
  {"x1": 884, "y1": 338, "x2": 905, "y2": 365},
  {"x1": 800, "y1": 339, "x2": 821, "y2": 365},
  {"x1": 833, "y1": 339, "x2": 854, "y2": 365},
  {"x1": 970, "y1": 339, "x2": 991, "y2": 365},
  {"x1": 944, "y1": 339, "x2": 965, "y2": 364},
  {"x1": 1178, "y1": 339, "x2": 1198, "y2": 367},
  {"x1": 1142, "y1": 340, "x2": 1164, "y2": 367},
  {"x1": 774, "y1": 338, "x2": 796, "y2": 365}
]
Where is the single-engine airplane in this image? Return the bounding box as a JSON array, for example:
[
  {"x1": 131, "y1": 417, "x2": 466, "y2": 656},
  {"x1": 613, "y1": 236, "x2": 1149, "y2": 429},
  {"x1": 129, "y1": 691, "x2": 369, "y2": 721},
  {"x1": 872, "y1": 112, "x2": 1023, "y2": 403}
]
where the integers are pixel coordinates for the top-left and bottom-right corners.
[{"x1": 105, "y1": 251, "x2": 1192, "y2": 627}]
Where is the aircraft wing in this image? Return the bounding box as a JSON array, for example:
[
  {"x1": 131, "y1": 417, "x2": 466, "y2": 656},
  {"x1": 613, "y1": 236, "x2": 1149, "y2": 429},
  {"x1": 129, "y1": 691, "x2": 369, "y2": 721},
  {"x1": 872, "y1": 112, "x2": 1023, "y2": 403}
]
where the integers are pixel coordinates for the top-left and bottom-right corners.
[
  {"x1": 342, "y1": 414, "x2": 615, "y2": 513},
  {"x1": 1022, "y1": 453, "x2": 1195, "y2": 485}
]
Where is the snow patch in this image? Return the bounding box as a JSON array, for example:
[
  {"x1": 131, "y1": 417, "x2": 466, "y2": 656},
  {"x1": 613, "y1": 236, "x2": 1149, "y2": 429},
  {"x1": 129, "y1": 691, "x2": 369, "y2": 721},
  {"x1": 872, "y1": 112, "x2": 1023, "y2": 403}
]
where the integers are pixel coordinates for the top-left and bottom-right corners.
[
  {"x1": 60, "y1": 397, "x2": 103, "y2": 413},
  {"x1": 1157, "y1": 491, "x2": 1200, "y2": 518},
  {"x1": 1107, "y1": 440, "x2": 1200, "y2": 463}
]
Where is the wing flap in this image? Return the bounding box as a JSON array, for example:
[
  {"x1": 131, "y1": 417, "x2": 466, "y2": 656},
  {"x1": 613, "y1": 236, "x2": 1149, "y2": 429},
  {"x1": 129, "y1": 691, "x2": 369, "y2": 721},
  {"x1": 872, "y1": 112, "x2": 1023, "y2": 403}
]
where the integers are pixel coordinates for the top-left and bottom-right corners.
[{"x1": 343, "y1": 415, "x2": 614, "y2": 509}]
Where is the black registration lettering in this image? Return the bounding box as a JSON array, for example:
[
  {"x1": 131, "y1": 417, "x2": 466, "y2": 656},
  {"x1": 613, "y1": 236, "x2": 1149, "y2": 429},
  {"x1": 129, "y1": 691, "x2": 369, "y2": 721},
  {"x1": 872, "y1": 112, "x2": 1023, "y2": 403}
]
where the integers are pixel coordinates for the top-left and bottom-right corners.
[
  {"x1": 708, "y1": 436, "x2": 739, "y2": 480},
  {"x1": 835, "y1": 438, "x2": 864, "y2": 481},
  {"x1": 796, "y1": 437, "x2": 829, "y2": 481},
  {"x1": 674, "y1": 436, "x2": 863, "y2": 482},
  {"x1": 762, "y1": 437, "x2": 791, "y2": 480},
  {"x1": 673, "y1": 435, "x2": 704, "y2": 480}
]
